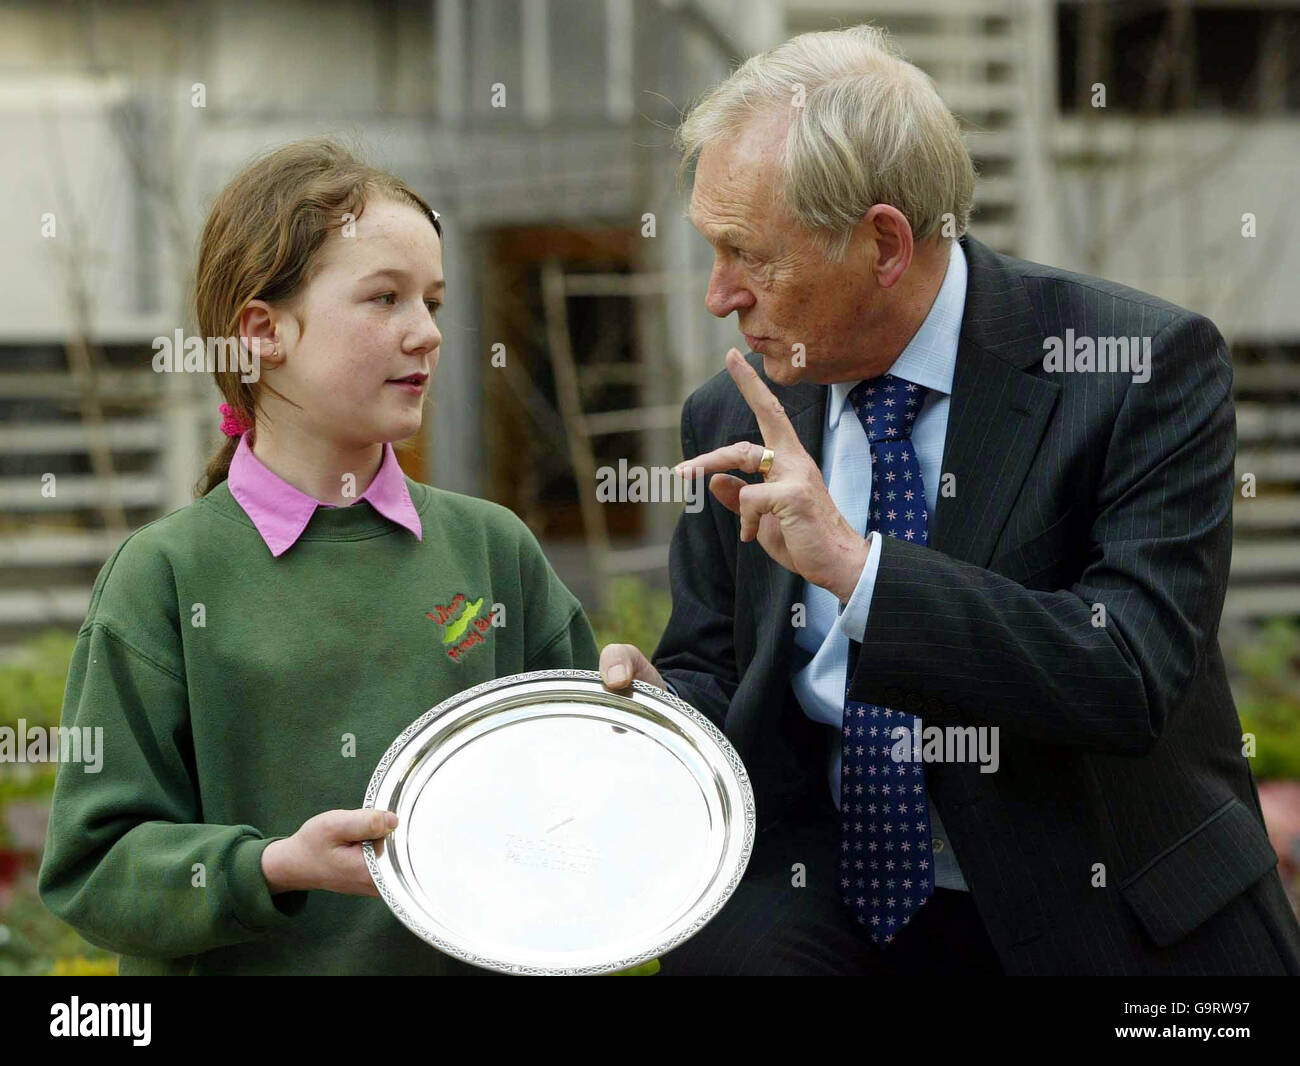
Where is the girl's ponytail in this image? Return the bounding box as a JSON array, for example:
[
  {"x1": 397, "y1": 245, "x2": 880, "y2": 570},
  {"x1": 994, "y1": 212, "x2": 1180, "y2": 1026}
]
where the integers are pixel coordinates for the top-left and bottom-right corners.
[{"x1": 201, "y1": 433, "x2": 242, "y2": 496}]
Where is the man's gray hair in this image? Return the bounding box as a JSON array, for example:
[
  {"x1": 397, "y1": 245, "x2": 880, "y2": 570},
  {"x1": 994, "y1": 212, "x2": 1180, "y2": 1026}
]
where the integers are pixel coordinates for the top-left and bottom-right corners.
[{"x1": 676, "y1": 24, "x2": 976, "y2": 261}]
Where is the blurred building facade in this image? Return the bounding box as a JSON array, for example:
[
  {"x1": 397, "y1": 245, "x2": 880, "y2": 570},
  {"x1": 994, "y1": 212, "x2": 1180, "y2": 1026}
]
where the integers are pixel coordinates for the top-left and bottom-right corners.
[{"x1": 0, "y1": 0, "x2": 1297, "y2": 643}]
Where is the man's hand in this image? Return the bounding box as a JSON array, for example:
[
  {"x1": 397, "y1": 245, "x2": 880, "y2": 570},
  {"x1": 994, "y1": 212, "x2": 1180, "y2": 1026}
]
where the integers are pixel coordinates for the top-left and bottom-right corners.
[
  {"x1": 675, "y1": 348, "x2": 871, "y2": 603},
  {"x1": 599, "y1": 644, "x2": 666, "y2": 692}
]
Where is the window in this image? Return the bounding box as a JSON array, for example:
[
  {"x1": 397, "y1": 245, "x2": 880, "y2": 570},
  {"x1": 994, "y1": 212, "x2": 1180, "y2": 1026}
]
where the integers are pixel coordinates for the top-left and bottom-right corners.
[{"x1": 1057, "y1": 1, "x2": 1300, "y2": 114}]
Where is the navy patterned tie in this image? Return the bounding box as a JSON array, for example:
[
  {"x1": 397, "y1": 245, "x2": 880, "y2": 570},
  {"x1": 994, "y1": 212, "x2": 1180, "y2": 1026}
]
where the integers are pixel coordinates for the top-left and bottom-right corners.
[{"x1": 840, "y1": 373, "x2": 934, "y2": 945}]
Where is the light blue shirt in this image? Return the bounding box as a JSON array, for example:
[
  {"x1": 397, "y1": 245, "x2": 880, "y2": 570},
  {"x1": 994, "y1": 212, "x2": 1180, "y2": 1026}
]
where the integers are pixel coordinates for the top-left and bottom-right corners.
[{"x1": 790, "y1": 238, "x2": 969, "y2": 890}]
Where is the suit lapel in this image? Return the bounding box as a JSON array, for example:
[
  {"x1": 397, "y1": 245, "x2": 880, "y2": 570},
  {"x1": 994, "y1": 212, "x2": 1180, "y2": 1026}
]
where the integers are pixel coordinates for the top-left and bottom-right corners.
[
  {"x1": 930, "y1": 238, "x2": 1060, "y2": 567},
  {"x1": 930, "y1": 338, "x2": 1060, "y2": 566}
]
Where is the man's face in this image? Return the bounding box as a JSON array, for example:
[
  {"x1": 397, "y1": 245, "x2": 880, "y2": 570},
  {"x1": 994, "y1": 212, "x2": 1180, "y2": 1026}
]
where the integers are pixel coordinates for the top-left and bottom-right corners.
[
  {"x1": 272, "y1": 197, "x2": 443, "y2": 447},
  {"x1": 688, "y1": 115, "x2": 881, "y2": 387}
]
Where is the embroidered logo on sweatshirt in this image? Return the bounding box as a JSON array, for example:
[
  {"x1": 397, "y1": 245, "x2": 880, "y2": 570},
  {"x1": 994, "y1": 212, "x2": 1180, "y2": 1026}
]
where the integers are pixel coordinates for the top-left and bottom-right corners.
[{"x1": 427, "y1": 593, "x2": 494, "y2": 662}]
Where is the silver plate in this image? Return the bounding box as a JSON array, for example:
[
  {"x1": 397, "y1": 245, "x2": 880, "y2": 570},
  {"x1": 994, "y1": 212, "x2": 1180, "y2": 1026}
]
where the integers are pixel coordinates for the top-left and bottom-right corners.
[{"x1": 363, "y1": 669, "x2": 755, "y2": 975}]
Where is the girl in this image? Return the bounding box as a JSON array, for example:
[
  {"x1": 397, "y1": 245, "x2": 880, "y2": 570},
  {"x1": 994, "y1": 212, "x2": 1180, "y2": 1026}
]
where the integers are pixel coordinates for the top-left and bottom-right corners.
[{"x1": 37, "y1": 139, "x2": 601, "y2": 975}]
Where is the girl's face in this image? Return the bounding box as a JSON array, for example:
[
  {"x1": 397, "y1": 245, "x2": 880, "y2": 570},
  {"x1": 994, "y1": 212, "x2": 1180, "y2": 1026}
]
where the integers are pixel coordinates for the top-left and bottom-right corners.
[{"x1": 265, "y1": 197, "x2": 443, "y2": 447}]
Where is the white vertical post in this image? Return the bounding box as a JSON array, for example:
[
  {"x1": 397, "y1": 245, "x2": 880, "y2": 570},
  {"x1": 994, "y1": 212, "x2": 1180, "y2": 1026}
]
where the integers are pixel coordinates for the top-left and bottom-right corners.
[
  {"x1": 732, "y1": 0, "x2": 784, "y2": 55},
  {"x1": 1017, "y1": 0, "x2": 1062, "y2": 265},
  {"x1": 437, "y1": 0, "x2": 465, "y2": 124},
  {"x1": 522, "y1": 0, "x2": 551, "y2": 126},
  {"x1": 605, "y1": 0, "x2": 634, "y2": 123},
  {"x1": 429, "y1": 220, "x2": 481, "y2": 495},
  {"x1": 164, "y1": 370, "x2": 205, "y2": 508}
]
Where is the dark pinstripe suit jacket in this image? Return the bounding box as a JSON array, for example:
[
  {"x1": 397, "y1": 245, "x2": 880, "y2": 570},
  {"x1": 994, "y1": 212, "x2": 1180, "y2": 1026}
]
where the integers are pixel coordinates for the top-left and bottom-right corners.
[{"x1": 653, "y1": 234, "x2": 1300, "y2": 975}]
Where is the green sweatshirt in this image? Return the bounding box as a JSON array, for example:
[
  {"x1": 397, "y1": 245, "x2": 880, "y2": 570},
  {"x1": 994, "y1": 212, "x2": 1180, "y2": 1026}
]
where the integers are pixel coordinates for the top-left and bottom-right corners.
[{"x1": 37, "y1": 478, "x2": 600, "y2": 975}]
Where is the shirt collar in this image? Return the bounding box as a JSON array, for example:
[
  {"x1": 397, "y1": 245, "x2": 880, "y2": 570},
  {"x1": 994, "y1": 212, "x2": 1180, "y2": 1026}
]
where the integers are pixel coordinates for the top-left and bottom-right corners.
[
  {"x1": 828, "y1": 238, "x2": 968, "y2": 431},
  {"x1": 227, "y1": 433, "x2": 423, "y2": 557}
]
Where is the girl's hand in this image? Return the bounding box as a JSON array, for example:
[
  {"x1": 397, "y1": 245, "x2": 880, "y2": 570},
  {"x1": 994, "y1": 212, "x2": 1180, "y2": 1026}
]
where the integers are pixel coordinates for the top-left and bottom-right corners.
[{"x1": 262, "y1": 808, "x2": 398, "y2": 896}]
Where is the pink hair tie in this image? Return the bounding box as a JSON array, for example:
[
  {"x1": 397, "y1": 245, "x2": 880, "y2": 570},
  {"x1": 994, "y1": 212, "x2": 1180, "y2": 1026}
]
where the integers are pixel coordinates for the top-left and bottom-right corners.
[{"x1": 219, "y1": 402, "x2": 253, "y2": 437}]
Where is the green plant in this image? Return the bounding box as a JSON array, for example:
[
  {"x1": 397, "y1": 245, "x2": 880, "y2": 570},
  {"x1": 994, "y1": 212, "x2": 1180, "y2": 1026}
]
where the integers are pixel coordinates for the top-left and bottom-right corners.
[
  {"x1": 0, "y1": 767, "x2": 58, "y2": 850},
  {"x1": 0, "y1": 876, "x2": 118, "y2": 977},
  {"x1": 0, "y1": 628, "x2": 113, "y2": 974},
  {"x1": 0, "y1": 628, "x2": 78, "y2": 732},
  {"x1": 1, "y1": 630, "x2": 77, "y2": 851},
  {"x1": 589, "y1": 577, "x2": 674, "y2": 660},
  {"x1": 0, "y1": 765, "x2": 60, "y2": 803},
  {"x1": 1230, "y1": 617, "x2": 1300, "y2": 781}
]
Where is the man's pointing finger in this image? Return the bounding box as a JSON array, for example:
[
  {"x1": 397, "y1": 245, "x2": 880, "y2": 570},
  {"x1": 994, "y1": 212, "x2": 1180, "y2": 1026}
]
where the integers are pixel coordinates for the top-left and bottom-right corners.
[{"x1": 724, "y1": 348, "x2": 799, "y2": 448}]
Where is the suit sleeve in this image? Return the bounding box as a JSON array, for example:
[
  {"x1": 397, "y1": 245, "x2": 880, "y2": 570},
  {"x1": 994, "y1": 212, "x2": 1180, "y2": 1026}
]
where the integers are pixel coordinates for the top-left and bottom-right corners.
[
  {"x1": 37, "y1": 619, "x2": 307, "y2": 961},
  {"x1": 850, "y1": 313, "x2": 1234, "y2": 755},
  {"x1": 650, "y1": 395, "x2": 739, "y2": 729}
]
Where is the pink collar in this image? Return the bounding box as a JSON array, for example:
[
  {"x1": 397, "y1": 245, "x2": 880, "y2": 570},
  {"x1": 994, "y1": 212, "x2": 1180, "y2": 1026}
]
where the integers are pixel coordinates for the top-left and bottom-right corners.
[{"x1": 227, "y1": 433, "x2": 423, "y2": 557}]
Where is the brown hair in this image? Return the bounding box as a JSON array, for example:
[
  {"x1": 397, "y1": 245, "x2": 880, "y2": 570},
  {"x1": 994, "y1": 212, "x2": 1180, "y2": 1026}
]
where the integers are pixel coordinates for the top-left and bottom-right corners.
[{"x1": 192, "y1": 138, "x2": 442, "y2": 496}]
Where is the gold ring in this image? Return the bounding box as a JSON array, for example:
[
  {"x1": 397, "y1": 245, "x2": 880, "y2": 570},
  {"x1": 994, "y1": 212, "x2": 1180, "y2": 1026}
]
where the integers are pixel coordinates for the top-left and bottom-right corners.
[{"x1": 757, "y1": 447, "x2": 775, "y2": 477}]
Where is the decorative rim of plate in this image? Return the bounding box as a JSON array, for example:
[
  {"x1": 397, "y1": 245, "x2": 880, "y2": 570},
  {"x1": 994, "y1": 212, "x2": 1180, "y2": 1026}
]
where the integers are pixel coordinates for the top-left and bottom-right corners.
[{"x1": 362, "y1": 668, "x2": 756, "y2": 975}]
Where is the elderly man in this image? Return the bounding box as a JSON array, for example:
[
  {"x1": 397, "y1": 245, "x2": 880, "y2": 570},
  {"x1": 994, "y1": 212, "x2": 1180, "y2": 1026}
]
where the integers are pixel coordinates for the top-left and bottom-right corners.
[{"x1": 598, "y1": 24, "x2": 1300, "y2": 976}]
